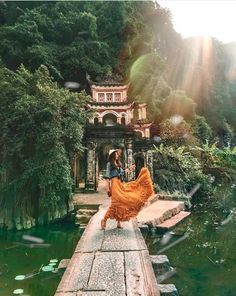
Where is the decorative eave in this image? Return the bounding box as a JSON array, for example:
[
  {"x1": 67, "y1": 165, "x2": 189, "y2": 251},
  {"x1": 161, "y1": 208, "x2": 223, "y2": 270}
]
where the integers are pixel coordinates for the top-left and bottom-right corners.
[
  {"x1": 133, "y1": 122, "x2": 153, "y2": 128},
  {"x1": 133, "y1": 102, "x2": 147, "y2": 107},
  {"x1": 91, "y1": 85, "x2": 128, "y2": 91},
  {"x1": 88, "y1": 101, "x2": 134, "y2": 107},
  {"x1": 91, "y1": 81, "x2": 124, "y2": 87}
]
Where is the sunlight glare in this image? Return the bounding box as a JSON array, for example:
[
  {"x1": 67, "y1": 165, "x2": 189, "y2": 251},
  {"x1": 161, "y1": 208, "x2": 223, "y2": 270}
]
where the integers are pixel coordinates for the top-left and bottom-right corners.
[{"x1": 158, "y1": 1, "x2": 236, "y2": 43}]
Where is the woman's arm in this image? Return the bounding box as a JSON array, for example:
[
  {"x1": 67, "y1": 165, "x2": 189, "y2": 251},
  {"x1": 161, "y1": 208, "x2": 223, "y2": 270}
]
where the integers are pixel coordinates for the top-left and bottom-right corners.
[
  {"x1": 104, "y1": 162, "x2": 112, "y2": 197},
  {"x1": 106, "y1": 179, "x2": 111, "y2": 197}
]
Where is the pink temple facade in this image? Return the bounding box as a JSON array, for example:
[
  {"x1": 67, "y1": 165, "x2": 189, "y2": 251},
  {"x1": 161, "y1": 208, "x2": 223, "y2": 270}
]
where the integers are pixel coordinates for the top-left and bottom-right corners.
[{"x1": 88, "y1": 83, "x2": 152, "y2": 138}]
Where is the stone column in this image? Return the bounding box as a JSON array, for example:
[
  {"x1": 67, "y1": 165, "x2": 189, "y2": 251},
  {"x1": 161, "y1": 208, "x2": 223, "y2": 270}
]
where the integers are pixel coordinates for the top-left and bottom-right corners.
[
  {"x1": 117, "y1": 117, "x2": 121, "y2": 124},
  {"x1": 98, "y1": 116, "x2": 103, "y2": 123},
  {"x1": 126, "y1": 139, "x2": 134, "y2": 181},
  {"x1": 85, "y1": 141, "x2": 97, "y2": 192},
  {"x1": 146, "y1": 149, "x2": 154, "y2": 180}
]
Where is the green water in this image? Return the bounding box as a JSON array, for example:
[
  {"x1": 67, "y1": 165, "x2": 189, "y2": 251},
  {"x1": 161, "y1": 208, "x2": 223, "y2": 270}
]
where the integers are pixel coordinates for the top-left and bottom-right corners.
[
  {"x1": 0, "y1": 222, "x2": 83, "y2": 296},
  {"x1": 145, "y1": 187, "x2": 236, "y2": 296},
  {"x1": 0, "y1": 188, "x2": 235, "y2": 296}
]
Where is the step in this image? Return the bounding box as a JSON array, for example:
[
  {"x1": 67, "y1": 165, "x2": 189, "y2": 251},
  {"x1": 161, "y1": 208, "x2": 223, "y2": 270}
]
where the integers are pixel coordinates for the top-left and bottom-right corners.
[
  {"x1": 137, "y1": 200, "x2": 185, "y2": 227},
  {"x1": 156, "y1": 211, "x2": 191, "y2": 230}
]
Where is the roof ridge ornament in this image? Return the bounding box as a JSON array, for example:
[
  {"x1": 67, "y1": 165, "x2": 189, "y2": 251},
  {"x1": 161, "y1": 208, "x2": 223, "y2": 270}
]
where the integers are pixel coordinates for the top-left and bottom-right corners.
[{"x1": 87, "y1": 71, "x2": 124, "y2": 86}]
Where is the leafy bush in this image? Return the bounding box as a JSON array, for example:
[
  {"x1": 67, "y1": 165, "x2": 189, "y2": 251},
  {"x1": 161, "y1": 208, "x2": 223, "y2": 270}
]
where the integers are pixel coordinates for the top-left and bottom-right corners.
[
  {"x1": 153, "y1": 143, "x2": 220, "y2": 200},
  {"x1": 0, "y1": 65, "x2": 91, "y2": 228},
  {"x1": 159, "y1": 118, "x2": 198, "y2": 147},
  {"x1": 186, "y1": 171, "x2": 215, "y2": 201},
  {"x1": 191, "y1": 115, "x2": 213, "y2": 145},
  {"x1": 192, "y1": 142, "x2": 236, "y2": 181}
]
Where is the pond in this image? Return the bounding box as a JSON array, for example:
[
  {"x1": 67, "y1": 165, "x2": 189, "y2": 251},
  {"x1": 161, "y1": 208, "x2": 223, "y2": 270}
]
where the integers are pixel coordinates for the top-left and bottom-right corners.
[
  {"x1": 0, "y1": 187, "x2": 235, "y2": 296},
  {"x1": 0, "y1": 222, "x2": 83, "y2": 296},
  {"x1": 145, "y1": 186, "x2": 236, "y2": 296}
]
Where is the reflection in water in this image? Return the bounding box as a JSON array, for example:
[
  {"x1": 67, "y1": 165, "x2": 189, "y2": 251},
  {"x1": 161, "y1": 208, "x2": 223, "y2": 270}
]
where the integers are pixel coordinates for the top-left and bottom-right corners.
[
  {"x1": 22, "y1": 235, "x2": 45, "y2": 244},
  {"x1": 146, "y1": 187, "x2": 236, "y2": 296},
  {"x1": 157, "y1": 233, "x2": 189, "y2": 254},
  {"x1": 0, "y1": 223, "x2": 82, "y2": 296},
  {"x1": 157, "y1": 267, "x2": 177, "y2": 283}
]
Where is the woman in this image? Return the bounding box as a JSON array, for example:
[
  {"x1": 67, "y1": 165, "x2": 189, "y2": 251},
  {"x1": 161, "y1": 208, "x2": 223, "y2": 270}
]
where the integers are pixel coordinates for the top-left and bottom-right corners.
[{"x1": 101, "y1": 149, "x2": 154, "y2": 229}]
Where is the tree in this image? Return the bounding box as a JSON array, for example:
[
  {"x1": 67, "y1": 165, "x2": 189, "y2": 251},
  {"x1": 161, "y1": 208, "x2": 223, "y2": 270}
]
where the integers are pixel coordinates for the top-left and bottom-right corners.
[
  {"x1": 159, "y1": 118, "x2": 197, "y2": 147},
  {"x1": 0, "y1": 1, "x2": 122, "y2": 85},
  {"x1": 159, "y1": 90, "x2": 196, "y2": 121},
  {"x1": 0, "y1": 64, "x2": 91, "y2": 229},
  {"x1": 191, "y1": 115, "x2": 213, "y2": 145}
]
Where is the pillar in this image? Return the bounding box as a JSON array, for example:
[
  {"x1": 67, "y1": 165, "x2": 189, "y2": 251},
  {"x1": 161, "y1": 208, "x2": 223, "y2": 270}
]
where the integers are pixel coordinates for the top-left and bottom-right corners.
[
  {"x1": 98, "y1": 116, "x2": 103, "y2": 123},
  {"x1": 126, "y1": 139, "x2": 134, "y2": 181},
  {"x1": 146, "y1": 149, "x2": 154, "y2": 180},
  {"x1": 85, "y1": 141, "x2": 97, "y2": 192}
]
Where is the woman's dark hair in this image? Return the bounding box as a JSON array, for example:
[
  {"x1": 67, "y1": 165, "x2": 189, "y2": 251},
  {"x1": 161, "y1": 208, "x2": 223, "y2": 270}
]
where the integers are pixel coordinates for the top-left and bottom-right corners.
[{"x1": 109, "y1": 150, "x2": 122, "y2": 168}]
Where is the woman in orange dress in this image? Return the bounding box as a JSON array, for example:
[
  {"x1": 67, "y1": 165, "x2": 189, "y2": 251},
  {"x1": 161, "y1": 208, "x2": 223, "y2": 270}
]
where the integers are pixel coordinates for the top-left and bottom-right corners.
[{"x1": 101, "y1": 149, "x2": 154, "y2": 229}]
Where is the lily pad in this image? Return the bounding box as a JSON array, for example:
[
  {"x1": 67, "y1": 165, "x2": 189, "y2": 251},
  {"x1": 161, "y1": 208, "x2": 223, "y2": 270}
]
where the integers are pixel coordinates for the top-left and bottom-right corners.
[
  {"x1": 13, "y1": 289, "x2": 24, "y2": 294},
  {"x1": 50, "y1": 259, "x2": 58, "y2": 263},
  {"x1": 42, "y1": 265, "x2": 54, "y2": 272},
  {"x1": 49, "y1": 262, "x2": 56, "y2": 266},
  {"x1": 15, "y1": 275, "x2": 25, "y2": 281}
]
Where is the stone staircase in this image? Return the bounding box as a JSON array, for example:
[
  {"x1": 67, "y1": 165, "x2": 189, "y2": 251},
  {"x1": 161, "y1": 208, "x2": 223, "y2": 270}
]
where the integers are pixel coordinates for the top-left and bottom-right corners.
[{"x1": 137, "y1": 196, "x2": 190, "y2": 230}]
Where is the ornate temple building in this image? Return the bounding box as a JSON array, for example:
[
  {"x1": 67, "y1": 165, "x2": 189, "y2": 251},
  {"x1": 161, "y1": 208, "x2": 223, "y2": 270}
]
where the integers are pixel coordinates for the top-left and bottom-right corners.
[
  {"x1": 87, "y1": 81, "x2": 152, "y2": 138},
  {"x1": 74, "y1": 77, "x2": 154, "y2": 192}
]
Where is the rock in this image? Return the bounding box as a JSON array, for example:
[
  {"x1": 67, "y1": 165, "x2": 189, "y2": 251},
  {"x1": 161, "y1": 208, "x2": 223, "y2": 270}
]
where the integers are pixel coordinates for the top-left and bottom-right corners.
[
  {"x1": 138, "y1": 224, "x2": 149, "y2": 236},
  {"x1": 26, "y1": 220, "x2": 32, "y2": 229},
  {"x1": 150, "y1": 255, "x2": 171, "y2": 275},
  {"x1": 6, "y1": 220, "x2": 14, "y2": 230},
  {"x1": 158, "y1": 284, "x2": 179, "y2": 296},
  {"x1": 58, "y1": 259, "x2": 70, "y2": 270},
  {"x1": 68, "y1": 201, "x2": 74, "y2": 212},
  {"x1": 75, "y1": 208, "x2": 97, "y2": 225},
  {"x1": 15, "y1": 223, "x2": 23, "y2": 231}
]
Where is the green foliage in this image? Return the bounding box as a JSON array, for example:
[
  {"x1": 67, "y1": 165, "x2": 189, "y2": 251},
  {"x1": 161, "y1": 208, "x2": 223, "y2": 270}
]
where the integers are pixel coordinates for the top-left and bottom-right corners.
[
  {"x1": 0, "y1": 1, "x2": 126, "y2": 83},
  {"x1": 159, "y1": 118, "x2": 198, "y2": 147},
  {"x1": 153, "y1": 144, "x2": 214, "y2": 199},
  {"x1": 128, "y1": 52, "x2": 170, "y2": 119},
  {"x1": 186, "y1": 171, "x2": 214, "y2": 200},
  {"x1": 160, "y1": 90, "x2": 196, "y2": 120},
  {"x1": 210, "y1": 81, "x2": 236, "y2": 130},
  {"x1": 0, "y1": 64, "x2": 91, "y2": 225},
  {"x1": 192, "y1": 142, "x2": 236, "y2": 181},
  {"x1": 191, "y1": 115, "x2": 213, "y2": 145},
  {"x1": 221, "y1": 119, "x2": 234, "y2": 147},
  {"x1": 0, "y1": 1, "x2": 235, "y2": 134}
]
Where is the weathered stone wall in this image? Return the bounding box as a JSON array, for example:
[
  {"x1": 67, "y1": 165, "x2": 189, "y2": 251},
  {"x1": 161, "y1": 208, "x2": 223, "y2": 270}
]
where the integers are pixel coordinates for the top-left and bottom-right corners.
[{"x1": 0, "y1": 199, "x2": 74, "y2": 230}]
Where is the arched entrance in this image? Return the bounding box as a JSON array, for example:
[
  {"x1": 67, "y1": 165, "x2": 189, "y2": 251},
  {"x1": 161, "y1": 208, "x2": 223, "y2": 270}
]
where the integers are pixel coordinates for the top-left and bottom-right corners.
[{"x1": 103, "y1": 113, "x2": 117, "y2": 126}]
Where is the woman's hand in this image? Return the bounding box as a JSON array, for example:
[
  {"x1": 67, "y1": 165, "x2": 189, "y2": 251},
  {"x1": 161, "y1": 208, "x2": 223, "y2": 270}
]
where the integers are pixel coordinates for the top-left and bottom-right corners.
[
  {"x1": 129, "y1": 164, "x2": 136, "y2": 171},
  {"x1": 125, "y1": 164, "x2": 136, "y2": 173}
]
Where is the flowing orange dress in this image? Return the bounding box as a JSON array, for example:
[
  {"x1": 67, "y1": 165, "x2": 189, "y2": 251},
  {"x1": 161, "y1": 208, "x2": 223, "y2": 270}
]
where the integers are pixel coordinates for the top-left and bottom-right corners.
[{"x1": 104, "y1": 167, "x2": 154, "y2": 222}]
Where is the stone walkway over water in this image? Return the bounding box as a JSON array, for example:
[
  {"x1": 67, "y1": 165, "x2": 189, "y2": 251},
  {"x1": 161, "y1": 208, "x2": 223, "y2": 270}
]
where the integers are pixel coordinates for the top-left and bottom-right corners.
[
  {"x1": 57, "y1": 180, "x2": 190, "y2": 295},
  {"x1": 55, "y1": 207, "x2": 160, "y2": 296}
]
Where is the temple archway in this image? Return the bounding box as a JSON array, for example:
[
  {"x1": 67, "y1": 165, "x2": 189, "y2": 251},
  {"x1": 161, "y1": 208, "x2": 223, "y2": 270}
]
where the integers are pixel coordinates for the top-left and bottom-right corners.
[{"x1": 103, "y1": 113, "x2": 117, "y2": 126}]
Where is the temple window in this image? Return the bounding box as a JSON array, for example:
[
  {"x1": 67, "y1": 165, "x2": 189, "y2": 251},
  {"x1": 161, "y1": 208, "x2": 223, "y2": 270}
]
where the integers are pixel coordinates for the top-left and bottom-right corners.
[
  {"x1": 98, "y1": 93, "x2": 105, "y2": 102},
  {"x1": 121, "y1": 117, "x2": 126, "y2": 125},
  {"x1": 114, "y1": 93, "x2": 121, "y2": 102},
  {"x1": 106, "y1": 93, "x2": 113, "y2": 102}
]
